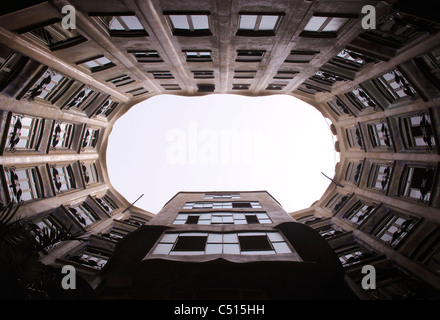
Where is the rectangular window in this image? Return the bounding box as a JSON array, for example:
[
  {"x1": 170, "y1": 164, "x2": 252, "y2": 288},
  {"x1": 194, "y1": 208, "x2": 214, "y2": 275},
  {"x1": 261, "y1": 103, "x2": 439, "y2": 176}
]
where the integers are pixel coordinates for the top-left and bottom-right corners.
[
  {"x1": 165, "y1": 12, "x2": 211, "y2": 36},
  {"x1": 119, "y1": 215, "x2": 149, "y2": 227},
  {"x1": 400, "y1": 166, "x2": 435, "y2": 203},
  {"x1": 338, "y1": 247, "x2": 368, "y2": 267},
  {"x1": 327, "y1": 97, "x2": 352, "y2": 116},
  {"x1": 68, "y1": 203, "x2": 99, "y2": 228},
  {"x1": 266, "y1": 83, "x2": 286, "y2": 90},
  {"x1": 235, "y1": 50, "x2": 265, "y2": 62},
  {"x1": 126, "y1": 87, "x2": 148, "y2": 97},
  {"x1": 332, "y1": 49, "x2": 371, "y2": 71},
  {"x1": 173, "y1": 212, "x2": 271, "y2": 225},
  {"x1": 51, "y1": 122, "x2": 74, "y2": 150},
  {"x1": 129, "y1": 50, "x2": 163, "y2": 63},
  {"x1": 346, "y1": 87, "x2": 377, "y2": 110},
  {"x1": 4, "y1": 167, "x2": 41, "y2": 203},
  {"x1": 204, "y1": 193, "x2": 240, "y2": 199},
  {"x1": 95, "y1": 98, "x2": 118, "y2": 117},
  {"x1": 24, "y1": 69, "x2": 71, "y2": 102},
  {"x1": 107, "y1": 74, "x2": 135, "y2": 87},
  {"x1": 346, "y1": 127, "x2": 364, "y2": 149},
  {"x1": 192, "y1": 70, "x2": 214, "y2": 79},
  {"x1": 284, "y1": 50, "x2": 319, "y2": 63},
  {"x1": 233, "y1": 70, "x2": 256, "y2": 79},
  {"x1": 400, "y1": 113, "x2": 436, "y2": 150},
  {"x1": 77, "y1": 56, "x2": 115, "y2": 73},
  {"x1": 184, "y1": 50, "x2": 212, "y2": 62},
  {"x1": 343, "y1": 201, "x2": 376, "y2": 226},
  {"x1": 81, "y1": 162, "x2": 99, "y2": 185},
  {"x1": 237, "y1": 13, "x2": 283, "y2": 36},
  {"x1": 82, "y1": 128, "x2": 99, "y2": 149},
  {"x1": 64, "y1": 86, "x2": 95, "y2": 110},
  {"x1": 345, "y1": 161, "x2": 363, "y2": 185},
  {"x1": 96, "y1": 15, "x2": 148, "y2": 36},
  {"x1": 23, "y1": 19, "x2": 86, "y2": 51},
  {"x1": 162, "y1": 84, "x2": 181, "y2": 90},
  {"x1": 50, "y1": 164, "x2": 76, "y2": 194},
  {"x1": 149, "y1": 71, "x2": 174, "y2": 79},
  {"x1": 368, "y1": 163, "x2": 392, "y2": 192},
  {"x1": 94, "y1": 195, "x2": 118, "y2": 214},
  {"x1": 374, "y1": 69, "x2": 418, "y2": 102},
  {"x1": 152, "y1": 232, "x2": 292, "y2": 255},
  {"x1": 182, "y1": 201, "x2": 261, "y2": 209},
  {"x1": 232, "y1": 84, "x2": 250, "y2": 90},
  {"x1": 5, "y1": 114, "x2": 43, "y2": 152},
  {"x1": 274, "y1": 70, "x2": 298, "y2": 79},
  {"x1": 373, "y1": 213, "x2": 417, "y2": 247},
  {"x1": 301, "y1": 15, "x2": 350, "y2": 37},
  {"x1": 368, "y1": 121, "x2": 392, "y2": 149},
  {"x1": 326, "y1": 193, "x2": 350, "y2": 213},
  {"x1": 70, "y1": 248, "x2": 109, "y2": 270}
]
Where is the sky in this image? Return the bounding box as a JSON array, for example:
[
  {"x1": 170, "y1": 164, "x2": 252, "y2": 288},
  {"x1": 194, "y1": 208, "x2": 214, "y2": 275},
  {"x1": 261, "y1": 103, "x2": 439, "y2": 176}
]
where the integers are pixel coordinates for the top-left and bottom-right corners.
[{"x1": 106, "y1": 94, "x2": 339, "y2": 214}]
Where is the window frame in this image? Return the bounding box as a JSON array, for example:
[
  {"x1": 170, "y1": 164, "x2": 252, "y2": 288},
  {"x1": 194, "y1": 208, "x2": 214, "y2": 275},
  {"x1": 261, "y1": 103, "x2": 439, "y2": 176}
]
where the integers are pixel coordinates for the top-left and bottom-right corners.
[
  {"x1": 92, "y1": 14, "x2": 148, "y2": 37},
  {"x1": 164, "y1": 11, "x2": 212, "y2": 37},
  {"x1": 300, "y1": 13, "x2": 356, "y2": 38},
  {"x1": 236, "y1": 12, "x2": 284, "y2": 37},
  {"x1": 76, "y1": 55, "x2": 115, "y2": 73}
]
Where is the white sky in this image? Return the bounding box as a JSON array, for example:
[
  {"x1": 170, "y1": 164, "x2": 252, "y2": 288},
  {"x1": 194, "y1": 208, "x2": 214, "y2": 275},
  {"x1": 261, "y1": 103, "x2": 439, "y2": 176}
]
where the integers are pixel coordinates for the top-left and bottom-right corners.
[{"x1": 106, "y1": 94, "x2": 339, "y2": 214}]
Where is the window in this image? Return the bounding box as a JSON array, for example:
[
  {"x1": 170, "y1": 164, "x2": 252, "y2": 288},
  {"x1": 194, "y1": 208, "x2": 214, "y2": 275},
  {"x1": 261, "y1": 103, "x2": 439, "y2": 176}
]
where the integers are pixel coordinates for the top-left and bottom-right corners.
[
  {"x1": 400, "y1": 166, "x2": 435, "y2": 203},
  {"x1": 68, "y1": 203, "x2": 99, "y2": 228},
  {"x1": 64, "y1": 86, "x2": 95, "y2": 109},
  {"x1": 346, "y1": 87, "x2": 377, "y2": 111},
  {"x1": 173, "y1": 212, "x2": 271, "y2": 225},
  {"x1": 82, "y1": 128, "x2": 99, "y2": 149},
  {"x1": 69, "y1": 247, "x2": 110, "y2": 270},
  {"x1": 327, "y1": 97, "x2": 352, "y2": 116},
  {"x1": 274, "y1": 70, "x2": 298, "y2": 79},
  {"x1": 81, "y1": 163, "x2": 99, "y2": 185},
  {"x1": 94, "y1": 195, "x2": 118, "y2": 214},
  {"x1": 197, "y1": 84, "x2": 215, "y2": 92},
  {"x1": 368, "y1": 163, "x2": 392, "y2": 192},
  {"x1": 162, "y1": 84, "x2": 181, "y2": 91},
  {"x1": 22, "y1": 19, "x2": 86, "y2": 51},
  {"x1": 374, "y1": 69, "x2": 418, "y2": 102},
  {"x1": 233, "y1": 70, "x2": 256, "y2": 79},
  {"x1": 331, "y1": 49, "x2": 372, "y2": 71},
  {"x1": 368, "y1": 121, "x2": 392, "y2": 149},
  {"x1": 165, "y1": 12, "x2": 211, "y2": 36},
  {"x1": 95, "y1": 15, "x2": 148, "y2": 36},
  {"x1": 152, "y1": 232, "x2": 292, "y2": 255},
  {"x1": 50, "y1": 164, "x2": 76, "y2": 194},
  {"x1": 183, "y1": 50, "x2": 212, "y2": 62},
  {"x1": 5, "y1": 114, "x2": 44, "y2": 152},
  {"x1": 237, "y1": 13, "x2": 283, "y2": 36},
  {"x1": 4, "y1": 167, "x2": 42, "y2": 203},
  {"x1": 24, "y1": 69, "x2": 71, "y2": 102},
  {"x1": 120, "y1": 215, "x2": 149, "y2": 227},
  {"x1": 311, "y1": 70, "x2": 345, "y2": 86},
  {"x1": 192, "y1": 70, "x2": 214, "y2": 79},
  {"x1": 346, "y1": 127, "x2": 364, "y2": 149},
  {"x1": 344, "y1": 201, "x2": 376, "y2": 226},
  {"x1": 0, "y1": 45, "x2": 26, "y2": 90},
  {"x1": 149, "y1": 71, "x2": 174, "y2": 79},
  {"x1": 400, "y1": 113, "x2": 436, "y2": 150},
  {"x1": 51, "y1": 122, "x2": 74, "y2": 150},
  {"x1": 338, "y1": 247, "x2": 371, "y2": 267},
  {"x1": 413, "y1": 228, "x2": 440, "y2": 275},
  {"x1": 318, "y1": 225, "x2": 343, "y2": 239},
  {"x1": 235, "y1": 50, "x2": 265, "y2": 62},
  {"x1": 232, "y1": 84, "x2": 250, "y2": 90},
  {"x1": 77, "y1": 56, "x2": 115, "y2": 73},
  {"x1": 95, "y1": 98, "x2": 118, "y2": 117},
  {"x1": 183, "y1": 201, "x2": 261, "y2": 209},
  {"x1": 373, "y1": 212, "x2": 417, "y2": 247},
  {"x1": 266, "y1": 83, "x2": 286, "y2": 90},
  {"x1": 32, "y1": 215, "x2": 64, "y2": 250},
  {"x1": 326, "y1": 193, "x2": 350, "y2": 213},
  {"x1": 301, "y1": 14, "x2": 351, "y2": 37},
  {"x1": 129, "y1": 50, "x2": 163, "y2": 63},
  {"x1": 101, "y1": 227, "x2": 127, "y2": 242},
  {"x1": 345, "y1": 161, "x2": 363, "y2": 185},
  {"x1": 126, "y1": 87, "x2": 148, "y2": 97},
  {"x1": 284, "y1": 50, "x2": 319, "y2": 63},
  {"x1": 415, "y1": 46, "x2": 440, "y2": 90},
  {"x1": 107, "y1": 74, "x2": 135, "y2": 87}
]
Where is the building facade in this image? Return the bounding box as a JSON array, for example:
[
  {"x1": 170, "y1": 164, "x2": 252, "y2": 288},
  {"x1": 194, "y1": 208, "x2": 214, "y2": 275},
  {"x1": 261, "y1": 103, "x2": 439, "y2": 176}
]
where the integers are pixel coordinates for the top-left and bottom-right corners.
[{"x1": 0, "y1": 0, "x2": 439, "y2": 299}]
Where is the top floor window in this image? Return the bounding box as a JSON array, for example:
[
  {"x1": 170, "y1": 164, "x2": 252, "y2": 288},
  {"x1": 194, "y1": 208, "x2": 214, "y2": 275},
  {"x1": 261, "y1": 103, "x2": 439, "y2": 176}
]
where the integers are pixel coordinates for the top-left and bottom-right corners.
[
  {"x1": 21, "y1": 19, "x2": 86, "y2": 51},
  {"x1": 24, "y1": 69, "x2": 71, "y2": 103},
  {"x1": 237, "y1": 13, "x2": 283, "y2": 36},
  {"x1": 165, "y1": 12, "x2": 211, "y2": 36},
  {"x1": 374, "y1": 69, "x2": 418, "y2": 103},
  {"x1": 372, "y1": 212, "x2": 417, "y2": 247},
  {"x1": 400, "y1": 113, "x2": 436, "y2": 151},
  {"x1": 183, "y1": 201, "x2": 261, "y2": 209},
  {"x1": 95, "y1": 14, "x2": 148, "y2": 37},
  {"x1": 301, "y1": 14, "x2": 352, "y2": 37},
  {"x1": 204, "y1": 193, "x2": 240, "y2": 199}
]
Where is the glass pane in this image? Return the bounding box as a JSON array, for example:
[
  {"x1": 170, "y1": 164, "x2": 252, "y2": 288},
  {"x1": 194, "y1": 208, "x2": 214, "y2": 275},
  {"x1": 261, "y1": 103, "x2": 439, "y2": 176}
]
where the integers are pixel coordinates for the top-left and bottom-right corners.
[
  {"x1": 191, "y1": 15, "x2": 209, "y2": 29},
  {"x1": 304, "y1": 16, "x2": 327, "y2": 31},
  {"x1": 239, "y1": 15, "x2": 257, "y2": 30},
  {"x1": 170, "y1": 15, "x2": 190, "y2": 29},
  {"x1": 323, "y1": 17, "x2": 348, "y2": 32},
  {"x1": 109, "y1": 17, "x2": 124, "y2": 30},
  {"x1": 120, "y1": 16, "x2": 144, "y2": 30},
  {"x1": 259, "y1": 15, "x2": 279, "y2": 30}
]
